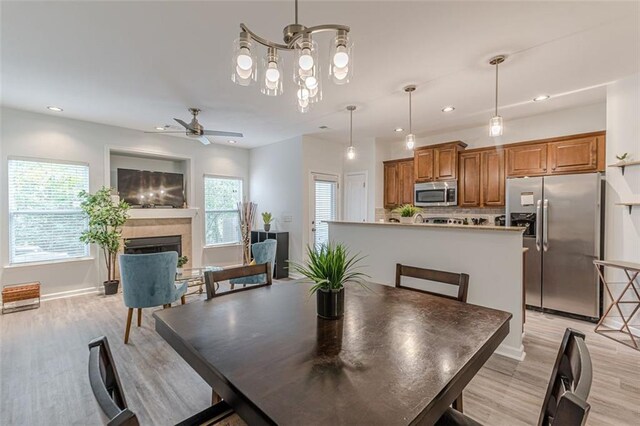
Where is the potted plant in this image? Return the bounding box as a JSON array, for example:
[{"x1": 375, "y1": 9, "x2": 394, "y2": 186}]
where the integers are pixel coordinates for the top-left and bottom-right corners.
[
  {"x1": 393, "y1": 204, "x2": 422, "y2": 224},
  {"x1": 79, "y1": 187, "x2": 130, "y2": 295},
  {"x1": 262, "y1": 211, "x2": 273, "y2": 232},
  {"x1": 177, "y1": 255, "x2": 189, "y2": 274},
  {"x1": 290, "y1": 243, "x2": 368, "y2": 320}
]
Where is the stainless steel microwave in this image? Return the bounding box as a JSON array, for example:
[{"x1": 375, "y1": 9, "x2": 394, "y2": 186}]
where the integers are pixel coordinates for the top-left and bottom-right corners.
[{"x1": 414, "y1": 181, "x2": 458, "y2": 207}]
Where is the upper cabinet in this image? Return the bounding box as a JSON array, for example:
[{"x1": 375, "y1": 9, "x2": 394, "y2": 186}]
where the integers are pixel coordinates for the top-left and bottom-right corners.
[
  {"x1": 481, "y1": 149, "x2": 505, "y2": 206},
  {"x1": 383, "y1": 161, "x2": 399, "y2": 208},
  {"x1": 414, "y1": 141, "x2": 467, "y2": 182},
  {"x1": 383, "y1": 158, "x2": 414, "y2": 208},
  {"x1": 458, "y1": 152, "x2": 481, "y2": 207},
  {"x1": 506, "y1": 143, "x2": 548, "y2": 176},
  {"x1": 397, "y1": 160, "x2": 415, "y2": 205},
  {"x1": 506, "y1": 132, "x2": 605, "y2": 177}
]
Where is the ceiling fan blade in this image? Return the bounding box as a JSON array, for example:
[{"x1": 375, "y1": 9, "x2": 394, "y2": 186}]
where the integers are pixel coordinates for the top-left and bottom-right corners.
[
  {"x1": 143, "y1": 131, "x2": 188, "y2": 134},
  {"x1": 174, "y1": 118, "x2": 195, "y2": 131},
  {"x1": 202, "y1": 130, "x2": 244, "y2": 138},
  {"x1": 196, "y1": 135, "x2": 211, "y2": 145}
]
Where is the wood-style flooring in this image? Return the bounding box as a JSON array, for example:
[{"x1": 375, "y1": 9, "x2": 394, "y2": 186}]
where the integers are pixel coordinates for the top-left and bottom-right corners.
[{"x1": 1, "y1": 288, "x2": 638, "y2": 426}]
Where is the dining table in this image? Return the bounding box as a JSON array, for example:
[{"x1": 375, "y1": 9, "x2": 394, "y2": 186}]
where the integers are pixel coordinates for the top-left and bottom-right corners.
[{"x1": 153, "y1": 282, "x2": 512, "y2": 425}]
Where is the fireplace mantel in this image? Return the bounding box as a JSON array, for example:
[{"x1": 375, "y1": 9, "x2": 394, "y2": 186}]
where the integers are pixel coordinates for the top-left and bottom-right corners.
[{"x1": 127, "y1": 208, "x2": 199, "y2": 220}]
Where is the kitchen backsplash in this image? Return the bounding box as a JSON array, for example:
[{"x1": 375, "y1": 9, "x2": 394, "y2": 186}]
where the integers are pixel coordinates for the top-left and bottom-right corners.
[{"x1": 375, "y1": 207, "x2": 505, "y2": 223}]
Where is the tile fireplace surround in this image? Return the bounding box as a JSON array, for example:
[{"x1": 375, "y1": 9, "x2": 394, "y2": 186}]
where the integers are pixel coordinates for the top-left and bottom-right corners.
[{"x1": 117, "y1": 217, "x2": 192, "y2": 278}]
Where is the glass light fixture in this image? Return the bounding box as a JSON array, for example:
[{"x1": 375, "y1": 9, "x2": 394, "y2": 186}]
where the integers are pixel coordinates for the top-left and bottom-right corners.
[
  {"x1": 404, "y1": 85, "x2": 417, "y2": 150},
  {"x1": 346, "y1": 105, "x2": 356, "y2": 160},
  {"x1": 329, "y1": 30, "x2": 353, "y2": 85},
  {"x1": 296, "y1": 84, "x2": 310, "y2": 113},
  {"x1": 293, "y1": 36, "x2": 318, "y2": 84},
  {"x1": 231, "y1": 32, "x2": 257, "y2": 86},
  {"x1": 489, "y1": 55, "x2": 505, "y2": 137},
  {"x1": 261, "y1": 47, "x2": 283, "y2": 96}
]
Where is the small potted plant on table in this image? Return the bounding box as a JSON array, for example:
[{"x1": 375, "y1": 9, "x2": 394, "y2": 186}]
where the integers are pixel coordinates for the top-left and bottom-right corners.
[
  {"x1": 290, "y1": 243, "x2": 368, "y2": 320},
  {"x1": 262, "y1": 211, "x2": 273, "y2": 232},
  {"x1": 177, "y1": 255, "x2": 189, "y2": 274},
  {"x1": 394, "y1": 204, "x2": 422, "y2": 224}
]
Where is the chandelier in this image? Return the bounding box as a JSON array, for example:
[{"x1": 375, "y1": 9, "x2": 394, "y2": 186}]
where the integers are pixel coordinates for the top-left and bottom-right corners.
[{"x1": 231, "y1": 0, "x2": 353, "y2": 112}]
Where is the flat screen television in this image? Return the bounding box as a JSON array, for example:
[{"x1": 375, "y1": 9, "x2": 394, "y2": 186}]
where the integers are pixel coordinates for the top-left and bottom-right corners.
[{"x1": 117, "y1": 168, "x2": 185, "y2": 208}]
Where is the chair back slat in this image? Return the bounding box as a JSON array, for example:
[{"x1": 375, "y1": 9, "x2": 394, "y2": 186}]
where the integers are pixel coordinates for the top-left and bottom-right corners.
[
  {"x1": 204, "y1": 263, "x2": 272, "y2": 299},
  {"x1": 88, "y1": 336, "x2": 140, "y2": 426},
  {"x1": 395, "y1": 263, "x2": 469, "y2": 303},
  {"x1": 538, "y1": 328, "x2": 592, "y2": 426}
]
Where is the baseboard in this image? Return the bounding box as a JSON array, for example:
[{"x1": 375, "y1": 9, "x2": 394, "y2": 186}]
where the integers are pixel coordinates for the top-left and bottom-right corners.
[
  {"x1": 495, "y1": 343, "x2": 526, "y2": 361},
  {"x1": 41, "y1": 286, "x2": 100, "y2": 302}
]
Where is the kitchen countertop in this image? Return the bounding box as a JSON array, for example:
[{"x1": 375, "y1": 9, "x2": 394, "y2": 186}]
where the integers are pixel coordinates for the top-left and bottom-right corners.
[{"x1": 326, "y1": 220, "x2": 525, "y2": 232}]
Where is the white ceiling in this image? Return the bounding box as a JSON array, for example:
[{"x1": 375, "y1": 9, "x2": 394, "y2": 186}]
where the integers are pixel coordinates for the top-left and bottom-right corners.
[{"x1": 1, "y1": 1, "x2": 639, "y2": 148}]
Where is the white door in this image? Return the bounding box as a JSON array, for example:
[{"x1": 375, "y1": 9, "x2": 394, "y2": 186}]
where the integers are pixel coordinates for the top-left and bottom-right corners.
[
  {"x1": 310, "y1": 173, "x2": 339, "y2": 251},
  {"x1": 345, "y1": 172, "x2": 367, "y2": 222}
]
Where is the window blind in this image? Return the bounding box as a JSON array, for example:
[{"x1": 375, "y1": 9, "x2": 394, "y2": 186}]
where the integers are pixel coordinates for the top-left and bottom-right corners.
[
  {"x1": 8, "y1": 158, "x2": 90, "y2": 264},
  {"x1": 204, "y1": 176, "x2": 242, "y2": 246},
  {"x1": 314, "y1": 180, "x2": 338, "y2": 251}
]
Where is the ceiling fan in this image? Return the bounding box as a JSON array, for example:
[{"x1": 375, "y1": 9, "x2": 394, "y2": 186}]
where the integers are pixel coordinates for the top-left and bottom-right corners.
[{"x1": 147, "y1": 108, "x2": 243, "y2": 145}]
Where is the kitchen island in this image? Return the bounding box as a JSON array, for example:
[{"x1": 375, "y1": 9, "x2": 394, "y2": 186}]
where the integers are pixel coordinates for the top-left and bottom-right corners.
[{"x1": 327, "y1": 220, "x2": 525, "y2": 360}]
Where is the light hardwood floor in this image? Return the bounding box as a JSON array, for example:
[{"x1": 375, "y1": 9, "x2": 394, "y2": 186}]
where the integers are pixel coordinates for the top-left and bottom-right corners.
[{"x1": 1, "y1": 289, "x2": 638, "y2": 426}]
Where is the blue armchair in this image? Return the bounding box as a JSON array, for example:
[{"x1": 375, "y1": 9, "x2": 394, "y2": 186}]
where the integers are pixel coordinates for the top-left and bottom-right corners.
[
  {"x1": 119, "y1": 251, "x2": 188, "y2": 344},
  {"x1": 230, "y1": 239, "x2": 277, "y2": 287}
]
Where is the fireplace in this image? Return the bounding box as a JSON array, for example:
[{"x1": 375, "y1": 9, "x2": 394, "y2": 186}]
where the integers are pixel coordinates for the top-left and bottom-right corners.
[{"x1": 124, "y1": 235, "x2": 182, "y2": 256}]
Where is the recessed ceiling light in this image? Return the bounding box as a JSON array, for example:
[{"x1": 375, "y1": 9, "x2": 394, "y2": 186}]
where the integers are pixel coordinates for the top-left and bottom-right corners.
[
  {"x1": 533, "y1": 95, "x2": 550, "y2": 102},
  {"x1": 47, "y1": 106, "x2": 63, "y2": 112},
  {"x1": 155, "y1": 126, "x2": 166, "y2": 131},
  {"x1": 394, "y1": 127, "x2": 404, "y2": 132},
  {"x1": 228, "y1": 140, "x2": 237, "y2": 144},
  {"x1": 441, "y1": 106, "x2": 455, "y2": 113}
]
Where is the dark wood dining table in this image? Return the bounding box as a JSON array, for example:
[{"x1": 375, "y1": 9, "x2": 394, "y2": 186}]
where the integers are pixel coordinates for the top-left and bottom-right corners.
[{"x1": 153, "y1": 282, "x2": 511, "y2": 425}]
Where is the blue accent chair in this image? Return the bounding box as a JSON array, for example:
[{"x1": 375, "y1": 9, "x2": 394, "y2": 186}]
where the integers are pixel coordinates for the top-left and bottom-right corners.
[
  {"x1": 119, "y1": 251, "x2": 188, "y2": 344},
  {"x1": 230, "y1": 239, "x2": 277, "y2": 287}
]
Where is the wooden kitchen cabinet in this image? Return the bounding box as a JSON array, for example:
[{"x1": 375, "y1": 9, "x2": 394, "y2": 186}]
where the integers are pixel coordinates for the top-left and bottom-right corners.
[
  {"x1": 414, "y1": 141, "x2": 467, "y2": 182},
  {"x1": 414, "y1": 148, "x2": 434, "y2": 182},
  {"x1": 434, "y1": 146, "x2": 458, "y2": 181},
  {"x1": 481, "y1": 149, "x2": 505, "y2": 206},
  {"x1": 548, "y1": 135, "x2": 598, "y2": 174},
  {"x1": 383, "y1": 158, "x2": 414, "y2": 208},
  {"x1": 458, "y1": 152, "x2": 481, "y2": 207},
  {"x1": 506, "y1": 143, "x2": 548, "y2": 177}
]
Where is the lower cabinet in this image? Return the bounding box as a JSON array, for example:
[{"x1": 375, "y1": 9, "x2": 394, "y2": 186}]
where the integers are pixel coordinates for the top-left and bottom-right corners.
[{"x1": 458, "y1": 149, "x2": 505, "y2": 208}]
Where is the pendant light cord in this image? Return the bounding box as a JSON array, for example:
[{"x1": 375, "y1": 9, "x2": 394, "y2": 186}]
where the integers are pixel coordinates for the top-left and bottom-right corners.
[
  {"x1": 295, "y1": 0, "x2": 299, "y2": 25},
  {"x1": 349, "y1": 108, "x2": 353, "y2": 147},
  {"x1": 409, "y1": 90, "x2": 412, "y2": 133},
  {"x1": 495, "y1": 61, "x2": 499, "y2": 116}
]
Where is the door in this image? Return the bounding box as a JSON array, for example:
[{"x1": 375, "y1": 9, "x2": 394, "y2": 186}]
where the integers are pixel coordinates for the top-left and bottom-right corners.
[
  {"x1": 481, "y1": 149, "x2": 505, "y2": 206},
  {"x1": 398, "y1": 160, "x2": 414, "y2": 205},
  {"x1": 458, "y1": 152, "x2": 481, "y2": 207},
  {"x1": 506, "y1": 144, "x2": 548, "y2": 176},
  {"x1": 434, "y1": 146, "x2": 457, "y2": 181},
  {"x1": 383, "y1": 162, "x2": 399, "y2": 208},
  {"x1": 542, "y1": 173, "x2": 601, "y2": 318},
  {"x1": 345, "y1": 172, "x2": 367, "y2": 222},
  {"x1": 548, "y1": 136, "x2": 598, "y2": 174},
  {"x1": 311, "y1": 174, "x2": 339, "y2": 251},
  {"x1": 414, "y1": 148, "x2": 434, "y2": 182}
]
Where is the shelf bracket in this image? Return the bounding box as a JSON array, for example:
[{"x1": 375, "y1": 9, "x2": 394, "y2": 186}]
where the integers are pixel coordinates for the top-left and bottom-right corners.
[
  {"x1": 628, "y1": 205, "x2": 633, "y2": 214},
  {"x1": 621, "y1": 165, "x2": 626, "y2": 175}
]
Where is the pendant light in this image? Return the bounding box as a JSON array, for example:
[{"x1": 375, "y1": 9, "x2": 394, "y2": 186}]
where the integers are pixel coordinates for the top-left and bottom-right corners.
[
  {"x1": 489, "y1": 55, "x2": 506, "y2": 137},
  {"x1": 404, "y1": 85, "x2": 416, "y2": 150},
  {"x1": 346, "y1": 105, "x2": 356, "y2": 160}
]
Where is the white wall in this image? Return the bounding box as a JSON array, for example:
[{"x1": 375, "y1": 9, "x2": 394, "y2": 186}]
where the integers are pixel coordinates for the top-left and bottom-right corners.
[
  {"x1": 604, "y1": 74, "x2": 640, "y2": 329},
  {"x1": 342, "y1": 136, "x2": 377, "y2": 221},
  {"x1": 0, "y1": 107, "x2": 249, "y2": 297}
]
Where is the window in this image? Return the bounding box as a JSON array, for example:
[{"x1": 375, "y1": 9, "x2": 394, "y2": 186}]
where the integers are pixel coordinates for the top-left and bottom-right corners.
[
  {"x1": 8, "y1": 158, "x2": 90, "y2": 264},
  {"x1": 313, "y1": 175, "x2": 338, "y2": 251},
  {"x1": 204, "y1": 176, "x2": 243, "y2": 246}
]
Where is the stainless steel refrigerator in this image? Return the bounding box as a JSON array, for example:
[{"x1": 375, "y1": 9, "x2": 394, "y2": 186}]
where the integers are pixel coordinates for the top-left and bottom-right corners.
[{"x1": 506, "y1": 173, "x2": 604, "y2": 319}]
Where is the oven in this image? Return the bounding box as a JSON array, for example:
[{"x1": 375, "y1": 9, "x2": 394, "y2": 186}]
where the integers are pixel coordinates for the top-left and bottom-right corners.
[{"x1": 414, "y1": 181, "x2": 458, "y2": 207}]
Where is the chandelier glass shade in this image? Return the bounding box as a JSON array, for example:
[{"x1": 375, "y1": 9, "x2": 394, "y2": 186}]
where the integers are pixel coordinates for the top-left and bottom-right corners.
[{"x1": 232, "y1": 0, "x2": 351, "y2": 112}]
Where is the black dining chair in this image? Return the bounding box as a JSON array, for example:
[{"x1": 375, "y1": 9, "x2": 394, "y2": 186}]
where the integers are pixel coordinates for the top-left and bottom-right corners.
[
  {"x1": 436, "y1": 328, "x2": 593, "y2": 426},
  {"x1": 204, "y1": 263, "x2": 272, "y2": 299},
  {"x1": 88, "y1": 336, "x2": 235, "y2": 426},
  {"x1": 396, "y1": 263, "x2": 470, "y2": 411}
]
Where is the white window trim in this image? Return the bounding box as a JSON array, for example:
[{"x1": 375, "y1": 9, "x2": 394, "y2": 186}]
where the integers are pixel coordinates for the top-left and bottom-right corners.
[
  {"x1": 7, "y1": 156, "x2": 91, "y2": 265},
  {"x1": 202, "y1": 174, "x2": 244, "y2": 247}
]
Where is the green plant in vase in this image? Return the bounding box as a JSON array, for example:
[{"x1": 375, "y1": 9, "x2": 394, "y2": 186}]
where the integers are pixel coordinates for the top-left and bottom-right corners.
[
  {"x1": 393, "y1": 204, "x2": 422, "y2": 223},
  {"x1": 177, "y1": 255, "x2": 189, "y2": 269},
  {"x1": 290, "y1": 243, "x2": 369, "y2": 319},
  {"x1": 262, "y1": 211, "x2": 273, "y2": 232}
]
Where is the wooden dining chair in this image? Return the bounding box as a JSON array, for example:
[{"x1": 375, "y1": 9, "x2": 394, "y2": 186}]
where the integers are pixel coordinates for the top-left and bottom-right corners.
[
  {"x1": 204, "y1": 263, "x2": 272, "y2": 299},
  {"x1": 435, "y1": 328, "x2": 592, "y2": 426},
  {"x1": 88, "y1": 336, "x2": 236, "y2": 426},
  {"x1": 395, "y1": 263, "x2": 470, "y2": 303},
  {"x1": 396, "y1": 263, "x2": 469, "y2": 412}
]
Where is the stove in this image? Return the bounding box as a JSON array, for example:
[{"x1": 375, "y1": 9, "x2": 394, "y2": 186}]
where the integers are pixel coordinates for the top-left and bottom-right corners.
[{"x1": 423, "y1": 217, "x2": 465, "y2": 225}]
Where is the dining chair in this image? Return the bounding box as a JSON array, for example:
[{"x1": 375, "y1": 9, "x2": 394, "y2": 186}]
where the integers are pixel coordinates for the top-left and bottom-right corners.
[
  {"x1": 435, "y1": 328, "x2": 592, "y2": 426},
  {"x1": 119, "y1": 252, "x2": 188, "y2": 344},
  {"x1": 396, "y1": 263, "x2": 469, "y2": 412},
  {"x1": 204, "y1": 262, "x2": 273, "y2": 299},
  {"x1": 229, "y1": 239, "x2": 277, "y2": 288},
  {"x1": 88, "y1": 336, "x2": 235, "y2": 426}
]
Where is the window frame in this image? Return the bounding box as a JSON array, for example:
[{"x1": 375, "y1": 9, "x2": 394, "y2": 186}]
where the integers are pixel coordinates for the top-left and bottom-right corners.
[
  {"x1": 7, "y1": 156, "x2": 91, "y2": 266},
  {"x1": 202, "y1": 174, "x2": 244, "y2": 248}
]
